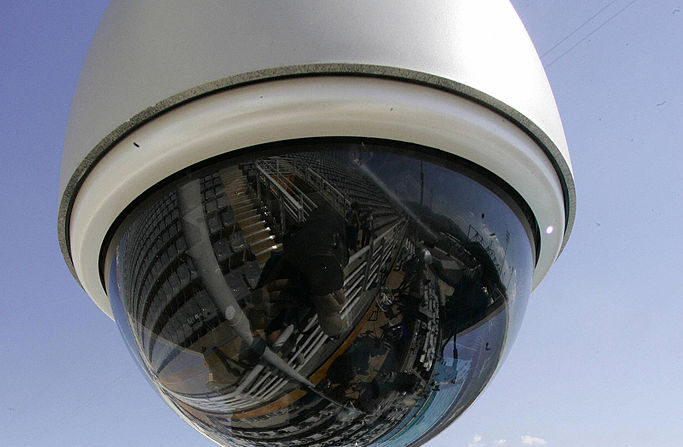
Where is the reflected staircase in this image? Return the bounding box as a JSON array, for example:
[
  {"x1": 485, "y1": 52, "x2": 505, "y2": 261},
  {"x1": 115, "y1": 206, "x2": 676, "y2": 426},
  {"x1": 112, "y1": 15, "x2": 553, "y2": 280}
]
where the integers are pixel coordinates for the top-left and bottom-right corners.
[{"x1": 219, "y1": 165, "x2": 282, "y2": 266}]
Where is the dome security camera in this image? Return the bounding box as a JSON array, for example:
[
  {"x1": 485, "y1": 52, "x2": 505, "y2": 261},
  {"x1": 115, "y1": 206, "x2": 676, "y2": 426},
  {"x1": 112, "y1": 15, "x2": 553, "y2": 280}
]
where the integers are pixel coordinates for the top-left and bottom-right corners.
[{"x1": 58, "y1": 1, "x2": 575, "y2": 447}]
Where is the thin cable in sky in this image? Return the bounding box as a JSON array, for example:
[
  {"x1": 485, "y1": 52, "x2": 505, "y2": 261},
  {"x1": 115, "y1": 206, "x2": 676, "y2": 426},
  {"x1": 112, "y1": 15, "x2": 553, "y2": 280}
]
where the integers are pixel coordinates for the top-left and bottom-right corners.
[
  {"x1": 546, "y1": 0, "x2": 640, "y2": 68},
  {"x1": 541, "y1": 0, "x2": 621, "y2": 58}
]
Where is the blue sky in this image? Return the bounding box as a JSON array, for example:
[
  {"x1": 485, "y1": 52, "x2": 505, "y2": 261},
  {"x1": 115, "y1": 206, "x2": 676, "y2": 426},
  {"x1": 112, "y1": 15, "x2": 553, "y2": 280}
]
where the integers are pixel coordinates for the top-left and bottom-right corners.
[{"x1": 1, "y1": 1, "x2": 681, "y2": 447}]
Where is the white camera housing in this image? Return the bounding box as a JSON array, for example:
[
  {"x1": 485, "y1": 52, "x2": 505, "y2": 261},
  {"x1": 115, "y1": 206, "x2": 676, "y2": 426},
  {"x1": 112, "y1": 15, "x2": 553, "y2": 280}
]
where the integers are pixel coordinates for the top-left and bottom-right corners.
[{"x1": 59, "y1": 1, "x2": 575, "y2": 447}]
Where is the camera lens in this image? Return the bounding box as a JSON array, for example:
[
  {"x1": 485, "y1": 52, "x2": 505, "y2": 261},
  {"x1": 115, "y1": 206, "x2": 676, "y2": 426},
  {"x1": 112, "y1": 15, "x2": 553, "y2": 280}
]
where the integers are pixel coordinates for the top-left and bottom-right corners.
[{"x1": 106, "y1": 138, "x2": 536, "y2": 447}]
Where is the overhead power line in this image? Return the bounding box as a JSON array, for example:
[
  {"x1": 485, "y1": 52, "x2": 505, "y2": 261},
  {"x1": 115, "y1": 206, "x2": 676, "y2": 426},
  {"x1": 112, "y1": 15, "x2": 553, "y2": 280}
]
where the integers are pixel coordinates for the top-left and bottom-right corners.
[
  {"x1": 541, "y1": 0, "x2": 621, "y2": 58},
  {"x1": 543, "y1": 0, "x2": 640, "y2": 68}
]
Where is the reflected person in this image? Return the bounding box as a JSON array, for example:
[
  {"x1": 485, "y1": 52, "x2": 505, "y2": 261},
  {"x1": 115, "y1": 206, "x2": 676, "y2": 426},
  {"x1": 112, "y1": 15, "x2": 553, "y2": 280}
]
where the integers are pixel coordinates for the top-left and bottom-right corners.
[{"x1": 247, "y1": 203, "x2": 351, "y2": 344}]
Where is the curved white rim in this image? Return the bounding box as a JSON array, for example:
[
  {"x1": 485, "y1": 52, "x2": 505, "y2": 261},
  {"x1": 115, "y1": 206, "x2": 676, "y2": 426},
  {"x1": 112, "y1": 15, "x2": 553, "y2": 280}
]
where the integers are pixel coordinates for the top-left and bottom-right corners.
[{"x1": 69, "y1": 76, "x2": 565, "y2": 317}]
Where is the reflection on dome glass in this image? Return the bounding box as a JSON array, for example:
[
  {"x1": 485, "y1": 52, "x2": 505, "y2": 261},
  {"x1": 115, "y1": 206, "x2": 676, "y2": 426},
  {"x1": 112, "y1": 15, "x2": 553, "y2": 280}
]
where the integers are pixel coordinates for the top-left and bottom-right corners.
[{"x1": 107, "y1": 139, "x2": 536, "y2": 447}]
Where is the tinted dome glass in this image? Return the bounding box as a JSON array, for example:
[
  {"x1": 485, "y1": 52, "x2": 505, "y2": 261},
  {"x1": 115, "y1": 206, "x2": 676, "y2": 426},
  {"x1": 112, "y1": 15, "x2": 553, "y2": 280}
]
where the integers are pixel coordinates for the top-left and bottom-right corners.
[{"x1": 106, "y1": 139, "x2": 536, "y2": 447}]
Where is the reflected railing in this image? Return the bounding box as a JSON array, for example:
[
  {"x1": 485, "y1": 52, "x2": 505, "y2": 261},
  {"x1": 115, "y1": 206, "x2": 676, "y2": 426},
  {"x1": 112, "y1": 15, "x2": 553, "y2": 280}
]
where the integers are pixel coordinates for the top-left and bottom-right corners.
[
  {"x1": 304, "y1": 166, "x2": 351, "y2": 216},
  {"x1": 253, "y1": 158, "x2": 316, "y2": 226}
]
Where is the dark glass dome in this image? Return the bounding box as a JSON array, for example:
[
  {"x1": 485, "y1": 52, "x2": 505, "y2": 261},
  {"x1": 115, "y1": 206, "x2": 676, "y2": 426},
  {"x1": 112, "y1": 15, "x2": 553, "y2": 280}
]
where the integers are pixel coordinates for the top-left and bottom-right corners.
[{"x1": 105, "y1": 139, "x2": 537, "y2": 447}]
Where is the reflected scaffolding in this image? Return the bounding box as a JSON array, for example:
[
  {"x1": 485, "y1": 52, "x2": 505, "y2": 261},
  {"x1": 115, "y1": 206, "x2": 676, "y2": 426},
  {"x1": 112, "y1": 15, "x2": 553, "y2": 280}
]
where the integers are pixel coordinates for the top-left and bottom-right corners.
[{"x1": 107, "y1": 139, "x2": 536, "y2": 447}]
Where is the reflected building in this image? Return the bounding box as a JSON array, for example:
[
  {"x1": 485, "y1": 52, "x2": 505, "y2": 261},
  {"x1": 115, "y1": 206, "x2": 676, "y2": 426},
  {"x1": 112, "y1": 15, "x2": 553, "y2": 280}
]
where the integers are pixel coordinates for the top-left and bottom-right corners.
[{"x1": 108, "y1": 141, "x2": 535, "y2": 447}]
